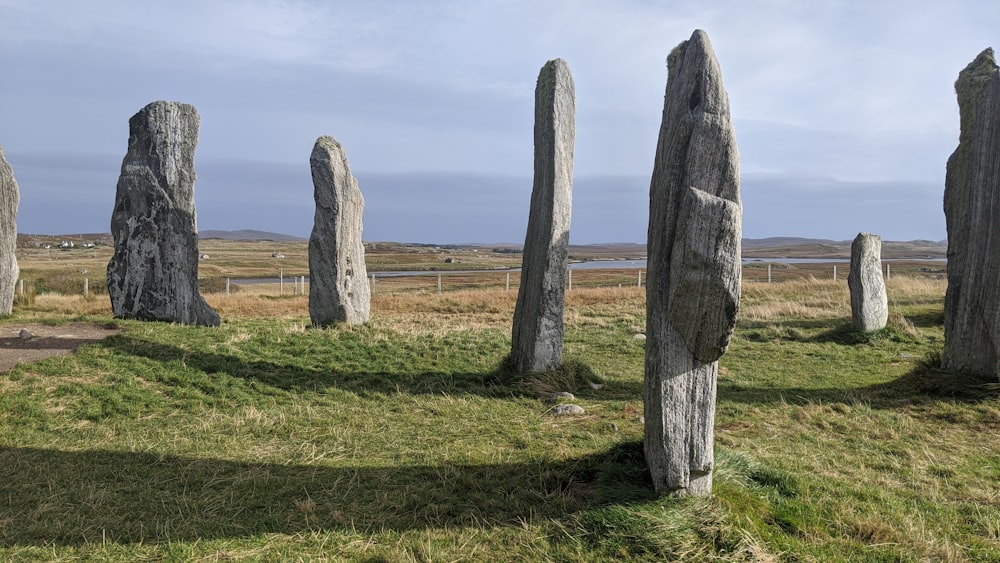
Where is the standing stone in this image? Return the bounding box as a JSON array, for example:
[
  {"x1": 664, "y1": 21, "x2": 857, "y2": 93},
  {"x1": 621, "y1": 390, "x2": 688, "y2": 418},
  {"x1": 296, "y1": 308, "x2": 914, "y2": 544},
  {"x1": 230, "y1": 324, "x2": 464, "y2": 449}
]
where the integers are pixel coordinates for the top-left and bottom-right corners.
[
  {"x1": 644, "y1": 30, "x2": 741, "y2": 497},
  {"x1": 511, "y1": 59, "x2": 575, "y2": 373},
  {"x1": 107, "y1": 101, "x2": 219, "y2": 326},
  {"x1": 0, "y1": 147, "x2": 19, "y2": 315},
  {"x1": 943, "y1": 48, "x2": 1000, "y2": 379},
  {"x1": 848, "y1": 233, "x2": 888, "y2": 332},
  {"x1": 308, "y1": 136, "x2": 370, "y2": 326}
]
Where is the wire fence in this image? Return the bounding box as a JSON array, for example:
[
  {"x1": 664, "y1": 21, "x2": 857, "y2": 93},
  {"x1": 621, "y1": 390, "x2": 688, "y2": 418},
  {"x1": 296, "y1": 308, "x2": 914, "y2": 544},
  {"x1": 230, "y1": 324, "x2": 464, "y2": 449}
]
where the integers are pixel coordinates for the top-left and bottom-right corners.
[
  {"x1": 19, "y1": 260, "x2": 945, "y2": 300},
  {"x1": 223, "y1": 260, "x2": 936, "y2": 297},
  {"x1": 222, "y1": 267, "x2": 649, "y2": 297}
]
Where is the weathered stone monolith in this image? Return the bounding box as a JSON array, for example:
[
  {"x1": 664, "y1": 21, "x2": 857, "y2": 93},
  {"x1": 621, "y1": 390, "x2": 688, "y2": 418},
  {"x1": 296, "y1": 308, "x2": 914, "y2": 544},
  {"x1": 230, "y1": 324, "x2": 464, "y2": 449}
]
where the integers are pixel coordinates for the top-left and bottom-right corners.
[
  {"x1": 107, "y1": 101, "x2": 219, "y2": 326},
  {"x1": 510, "y1": 59, "x2": 575, "y2": 373},
  {"x1": 943, "y1": 48, "x2": 1000, "y2": 379},
  {"x1": 0, "y1": 147, "x2": 19, "y2": 315},
  {"x1": 848, "y1": 233, "x2": 888, "y2": 332},
  {"x1": 308, "y1": 136, "x2": 370, "y2": 326},
  {"x1": 645, "y1": 30, "x2": 741, "y2": 497}
]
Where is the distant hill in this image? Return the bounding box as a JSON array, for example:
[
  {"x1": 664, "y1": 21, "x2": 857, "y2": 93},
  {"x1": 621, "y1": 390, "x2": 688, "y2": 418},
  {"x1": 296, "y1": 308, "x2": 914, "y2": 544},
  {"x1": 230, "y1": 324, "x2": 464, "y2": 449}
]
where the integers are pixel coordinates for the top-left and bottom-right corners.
[
  {"x1": 15, "y1": 230, "x2": 949, "y2": 260},
  {"x1": 199, "y1": 229, "x2": 307, "y2": 242},
  {"x1": 742, "y1": 237, "x2": 841, "y2": 249},
  {"x1": 481, "y1": 238, "x2": 946, "y2": 260},
  {"x1": 567, "y1": 242, "x2": 646, "y2": 259},
  {"x1": 741, "y1": 238, "x2": 946, "y2": 259},
  {"x1": 18, "y1": 233, "x2": 113, "y2": 245}
]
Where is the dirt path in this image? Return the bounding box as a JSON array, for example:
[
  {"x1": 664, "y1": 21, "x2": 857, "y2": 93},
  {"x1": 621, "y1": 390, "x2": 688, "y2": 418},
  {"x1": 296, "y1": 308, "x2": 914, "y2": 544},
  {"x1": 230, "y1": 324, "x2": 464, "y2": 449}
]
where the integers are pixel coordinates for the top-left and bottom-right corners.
[{"x1": 0, "y1": 322, "x2": 123, "y2": 372}]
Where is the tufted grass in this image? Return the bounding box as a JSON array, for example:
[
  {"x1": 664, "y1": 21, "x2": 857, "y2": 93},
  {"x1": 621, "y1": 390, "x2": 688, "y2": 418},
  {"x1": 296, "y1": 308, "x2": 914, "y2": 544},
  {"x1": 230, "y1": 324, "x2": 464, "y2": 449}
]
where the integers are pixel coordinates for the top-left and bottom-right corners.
[{"x1": 0, "y1": 277, "x2": 998, "y2": 560}]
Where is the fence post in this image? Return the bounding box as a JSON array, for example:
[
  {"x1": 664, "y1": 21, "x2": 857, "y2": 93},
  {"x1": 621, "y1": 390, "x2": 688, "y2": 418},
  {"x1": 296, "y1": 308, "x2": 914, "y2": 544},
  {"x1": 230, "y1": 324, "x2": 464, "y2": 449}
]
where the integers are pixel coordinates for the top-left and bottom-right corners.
[
  {"x1": 506, "y1": 272, "x2": 510, "y2": 291},
  {"x1": 438, "y1": 273, "x2": 442, "y2": 294},
  {"x1": 768, "y1": 263, "x2": 772, "y2": 283},
  {"x1": 833, "y1": 265, "x2": 837, "y2": 280},
  {"x1": 18, "y1": 279, "x2": 23, "y2": 296},
  {"x1": 886, "y1": 263, "x2": 891, "y2": 280},
  {"x1": 568, "y1": 268, "x2": 573, "y2": 290},
  {"x1": 83, "y1": 277, "x2": 88, "y2": 298},
  {"x1": 637, "y1": 269, "x2": 642, "y2": 288},
  {"x1": 279, "y1": 268, "x2": 284, "y2": 295},
  {"x1": 226, "y1": 278, "x2": 231, "y2": 295},
  {"x1": 370, "y1": 273, "x2": 376, "y2": 293},
  {"x1": 301, "y1": 276, "x2": 306, "y2": 294}
]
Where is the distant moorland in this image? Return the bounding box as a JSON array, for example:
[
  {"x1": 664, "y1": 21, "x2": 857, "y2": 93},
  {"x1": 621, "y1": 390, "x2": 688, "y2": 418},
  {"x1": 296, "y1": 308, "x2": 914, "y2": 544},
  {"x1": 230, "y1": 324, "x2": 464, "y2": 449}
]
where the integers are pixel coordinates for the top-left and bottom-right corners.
[{"x1": 17, "y1": 230, "x2": 948, "y2": 261}]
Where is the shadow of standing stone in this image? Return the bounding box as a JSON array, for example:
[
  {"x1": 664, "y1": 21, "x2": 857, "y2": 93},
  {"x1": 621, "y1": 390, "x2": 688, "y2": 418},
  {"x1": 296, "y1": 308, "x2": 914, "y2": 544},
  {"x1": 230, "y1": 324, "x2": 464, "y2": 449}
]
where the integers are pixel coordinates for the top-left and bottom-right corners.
[
  {"x1": 308, "y1": 136, "x2": 370, "y2": 326},
  {"x1": 943, "y1": 48, "x2": 1000, "y2": 379},
  {"x1": 848, "y1": 233, "x2": 888, "y2": 332},
  {"x1": 0, "y1": 146, "x2": 19, "y2": 315},
  {"x1": 107, "y1": 101, "x2": 219, "y2": 327},
  {"x1": 511, "y1": 59, "x2": 575, "y2": 374},
  {"x1": 644, "y1": 30, "x2": 741, "y2": 497}
]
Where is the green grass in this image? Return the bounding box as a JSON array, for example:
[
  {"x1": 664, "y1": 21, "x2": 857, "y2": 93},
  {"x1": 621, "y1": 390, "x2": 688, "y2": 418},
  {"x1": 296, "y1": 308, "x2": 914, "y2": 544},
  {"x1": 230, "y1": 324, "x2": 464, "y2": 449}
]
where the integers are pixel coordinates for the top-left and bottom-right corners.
[{"x1": 0, "y1": 282, "x2": 998, "y2": 560}]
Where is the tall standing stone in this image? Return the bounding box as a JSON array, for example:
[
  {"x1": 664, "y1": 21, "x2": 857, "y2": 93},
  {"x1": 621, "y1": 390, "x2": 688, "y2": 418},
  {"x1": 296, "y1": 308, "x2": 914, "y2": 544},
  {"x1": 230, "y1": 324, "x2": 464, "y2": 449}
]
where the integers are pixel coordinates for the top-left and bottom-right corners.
[
  {"x1": 943, "y1": 48, "x2": 1000, "y2": 379},
  {"x1": 511, "y1": 59, "x2": 575, "y2": 374},
  {"x1": 107, "y1": 101, "x2": 219, "y2": 326},
  {"x1": 0, "y1": 147, "x2": 19, "y2": 315},
  {"x1": 848, "y1": 233, "x2": 888, "y2": 332},
  {"x1": 645, "y1": 30, "x2": 741, "y2": 497},
  {"x1": 308, "y1": 136, "x2": 370, "y2": 326}
]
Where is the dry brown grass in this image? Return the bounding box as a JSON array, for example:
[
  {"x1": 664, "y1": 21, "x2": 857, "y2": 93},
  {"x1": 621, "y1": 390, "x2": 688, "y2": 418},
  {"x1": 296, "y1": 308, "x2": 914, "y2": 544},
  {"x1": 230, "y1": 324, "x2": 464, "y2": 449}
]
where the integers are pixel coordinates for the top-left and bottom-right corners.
[
  {"x1": 886, "y1": 276, "x2": 949, "y2": 302},
  {"x1": 207, "y1": 293, "x2": 310, "y2": 320},
  {"x1": 17, "y1": 294, "x2": 113, "y2": 317},
  {"x1": 740, "y1": 276, "x2": 946, "y2": 323},
  {"x1": 11, "y1": 273, "x2": 944, "y2": 336},
  {"x1": 740, "y1": 278, "x2": 850, "y2": 322}
]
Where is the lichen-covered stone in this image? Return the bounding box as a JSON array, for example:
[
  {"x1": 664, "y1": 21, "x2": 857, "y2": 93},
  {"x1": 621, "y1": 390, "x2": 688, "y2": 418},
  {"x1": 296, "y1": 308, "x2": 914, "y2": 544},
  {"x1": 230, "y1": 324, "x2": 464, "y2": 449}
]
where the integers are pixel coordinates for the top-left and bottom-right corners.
[
  {"x1": 308, "y1": 136, "x2": 370, "y2": 326},
  {"x1": 644, "y1": 30, "x2": 741, "y2": 497},
  {"x1": 107, "y1": 101, "x2": 219, "y2": 326},
  {"x1": 511, "y1": 58, "x2": 575, "y2": 373},
  {"x1": 848, "y1": 233, "x2": 888, "y2": 332},
  {"x1": 0, "y1": 147, "x2": 19, "y2": 315},
  {"x1": 942, "y1": 48, "x2": 1000, "y2": 379}
]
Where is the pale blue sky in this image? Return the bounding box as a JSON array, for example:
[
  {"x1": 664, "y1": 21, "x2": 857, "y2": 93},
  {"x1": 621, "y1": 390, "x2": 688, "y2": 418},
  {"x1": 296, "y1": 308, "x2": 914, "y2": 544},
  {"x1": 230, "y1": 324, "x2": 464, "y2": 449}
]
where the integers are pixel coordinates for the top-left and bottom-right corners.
[{"x1": 1, "y1": 0, "x2": 996, "y2": 243}]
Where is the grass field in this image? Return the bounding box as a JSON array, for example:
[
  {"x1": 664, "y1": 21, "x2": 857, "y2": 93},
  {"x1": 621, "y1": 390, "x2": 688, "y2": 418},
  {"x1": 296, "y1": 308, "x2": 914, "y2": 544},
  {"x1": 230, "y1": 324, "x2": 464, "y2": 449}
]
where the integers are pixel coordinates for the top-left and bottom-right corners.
[
  {"x1": 1, "y1": 245, "x2": 997, "y2": 561},
  {"x1": 13, "y1": 236, "x2": 946, "y2": 300}
]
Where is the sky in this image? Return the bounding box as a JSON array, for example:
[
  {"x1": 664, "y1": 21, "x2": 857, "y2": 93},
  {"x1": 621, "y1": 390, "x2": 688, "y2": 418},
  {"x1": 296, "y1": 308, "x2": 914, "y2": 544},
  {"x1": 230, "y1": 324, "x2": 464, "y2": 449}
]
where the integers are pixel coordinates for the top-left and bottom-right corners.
[{"x1": 1, "y1": 1, "x2": 996, "y2": 244}]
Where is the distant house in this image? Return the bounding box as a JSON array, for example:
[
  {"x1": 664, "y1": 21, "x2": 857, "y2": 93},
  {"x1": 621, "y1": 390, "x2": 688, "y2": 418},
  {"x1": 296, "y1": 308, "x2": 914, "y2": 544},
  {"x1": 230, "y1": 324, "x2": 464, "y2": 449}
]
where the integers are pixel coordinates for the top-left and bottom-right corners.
[
  {"x1": 199, "y1": 254, "x2": 209, "y2": 260},
  {"x1": 59, "y1": 241, "x2": 74, "y2": 248},
  {"x1": 272, "y1": 252, "x2": 285, "y2": 258}
]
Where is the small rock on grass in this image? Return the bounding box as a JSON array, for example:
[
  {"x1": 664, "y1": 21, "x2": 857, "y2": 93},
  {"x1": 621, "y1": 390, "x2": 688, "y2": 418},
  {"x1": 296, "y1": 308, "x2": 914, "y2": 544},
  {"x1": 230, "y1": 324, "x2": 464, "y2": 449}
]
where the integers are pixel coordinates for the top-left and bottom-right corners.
[
  {"x1": 552, "y1": 404, "x2": 585, "y2": 415},
  {"x1": 547, "y1": 391, "x2": 575, "y2": 402}
]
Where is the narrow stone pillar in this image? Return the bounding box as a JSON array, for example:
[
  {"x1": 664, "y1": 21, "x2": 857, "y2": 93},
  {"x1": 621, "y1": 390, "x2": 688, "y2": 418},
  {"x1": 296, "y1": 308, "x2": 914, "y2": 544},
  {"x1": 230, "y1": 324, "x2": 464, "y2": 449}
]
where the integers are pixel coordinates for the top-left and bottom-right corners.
[
  {"x1": 943, "y1": 48, "x2": 1000, "y2": 379},
  {"x1": 308, "y1": 136, "x2": 370, "y2": 326},
  {"x1": 848, "y1": 233, "x2": 888, "y2": 332},
  {"x1": 645, "y1": 30, "x2": 741, "y2": 497},
  {"x1": 107, "y1": 101, "x2": 219, "y2": 326},
  {"x1": 0, "y1": 147, "x2": 19, "y2": 315},
  {"x1": 511, "y1": 59, "x2": 575, "y2": 373}
]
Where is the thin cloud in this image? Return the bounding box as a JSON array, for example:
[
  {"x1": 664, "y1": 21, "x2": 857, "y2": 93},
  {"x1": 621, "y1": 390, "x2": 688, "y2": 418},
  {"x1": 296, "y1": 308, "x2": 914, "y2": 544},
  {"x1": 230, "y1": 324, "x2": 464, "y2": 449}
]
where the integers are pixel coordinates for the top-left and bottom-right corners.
[{"x1": 1, "y1": 0, "x2": 994, "y2": 242}]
